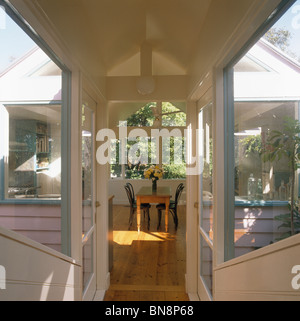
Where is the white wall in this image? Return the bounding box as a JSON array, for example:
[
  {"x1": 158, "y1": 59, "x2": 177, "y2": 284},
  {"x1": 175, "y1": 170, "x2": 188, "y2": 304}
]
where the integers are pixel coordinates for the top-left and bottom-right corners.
[
  {"x1": 0, "y1": 227, "x2": 81, "y2": 301},
  {"x1": 214, "y1": 234, "x2": 300, "y2": 301},
  {"x1": 188, "y1": 0, "x2": 282, "y2": 97},
  {"x1": 109, "y1": 178, "x2": 186, "y2": 205}
]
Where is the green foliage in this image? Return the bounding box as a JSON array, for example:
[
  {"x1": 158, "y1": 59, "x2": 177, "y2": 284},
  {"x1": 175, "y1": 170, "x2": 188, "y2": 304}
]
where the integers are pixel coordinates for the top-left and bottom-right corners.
[
  {"x1": 274, "y1": 202, "x2": 300, "y2": 241},
  {"x1": 126, "y1": 103, "x2": 155, "y2": 127},
  {"x1": 262, "y1": 117, "x2": 300, "y2": 170},
  {"x1": 262, "y1": 116, "x2": 300, "y2": 237},
  {"x1": 241, "y1": 135, "x2": 262, "y2": 157},
  {"x1": 162, "y1": 102, "x2": 186, "y2": 127},
  {"x1": 125, "y1": 163, "x2": 147, "y2": 179},
  {"x1": 163, "y1": 164, "x2": 186, "y2": 179},
  {"x1": 123, "y1": 102, "x2": 186, "y2": 179},
  {"x1": 110, "y1": 164, "x2": 122, "y2": 178}
]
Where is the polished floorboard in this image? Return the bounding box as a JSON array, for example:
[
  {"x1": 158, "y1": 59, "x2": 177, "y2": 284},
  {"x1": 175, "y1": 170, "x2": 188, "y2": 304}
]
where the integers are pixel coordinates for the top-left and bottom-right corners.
[{"x1": 104, "y1": 204, "x2": 188, "y2": 301}]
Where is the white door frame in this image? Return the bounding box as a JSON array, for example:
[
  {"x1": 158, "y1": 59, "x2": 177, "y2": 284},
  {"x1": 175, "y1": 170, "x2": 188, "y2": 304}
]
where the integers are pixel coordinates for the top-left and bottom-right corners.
[
  {"x1": 81, "y1": 90, "x2": 97, "y2": 301},
  {"x1": 197, "y1": 98, "x2": 213, "y2": 301}
]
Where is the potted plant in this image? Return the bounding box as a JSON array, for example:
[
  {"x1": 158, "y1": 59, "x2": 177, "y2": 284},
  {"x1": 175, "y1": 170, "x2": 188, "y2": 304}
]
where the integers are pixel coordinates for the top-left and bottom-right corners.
[{"x1": 262, "y1": 116, "x2": 300, "y2": 238}]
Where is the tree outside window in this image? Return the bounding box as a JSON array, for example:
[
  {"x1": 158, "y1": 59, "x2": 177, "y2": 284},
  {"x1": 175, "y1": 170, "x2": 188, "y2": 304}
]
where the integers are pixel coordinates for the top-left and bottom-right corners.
[{"x1": 110, "y1": 102, "x2": 186, "y2": 179}]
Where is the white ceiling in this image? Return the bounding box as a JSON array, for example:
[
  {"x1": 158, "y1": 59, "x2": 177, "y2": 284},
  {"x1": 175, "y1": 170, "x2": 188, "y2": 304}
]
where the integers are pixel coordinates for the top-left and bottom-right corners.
[
  {"x1": 31, "y1": 0, "x2": 277, "y2": 125},
  {"x1": 36, "y1": 0, "x2": 212, "y2": 76}
]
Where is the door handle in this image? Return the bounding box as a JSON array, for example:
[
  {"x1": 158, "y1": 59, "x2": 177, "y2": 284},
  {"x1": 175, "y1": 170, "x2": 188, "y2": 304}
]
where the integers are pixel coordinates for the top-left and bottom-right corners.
[{"x1": 95, "y1": 201, "x2": 101, "y2": 208}]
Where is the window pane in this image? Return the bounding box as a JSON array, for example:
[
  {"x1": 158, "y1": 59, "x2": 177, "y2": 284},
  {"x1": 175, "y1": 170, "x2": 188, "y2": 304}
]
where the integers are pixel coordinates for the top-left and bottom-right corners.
[
  {"x1": 110, "y1": 139, "x2": 121, "y2": 178},
  {"x1": 113, "y1": 101, "x2": 187, "y2": 179},
  {"x1": 0, "y1": 11, "x2": 36, "y2": 74},
  {"x1": 82, "y1": 103, "x2": 94, "y2": 236},
  {"x1": 126, "y1": 102, "x2": 155, "y2": 127},
  {"x1": 126, "y1": 137, "x2": 150, "y2": 179},
  {"x1": 162, "y1": 112, "x2": 186, "y2": 127},
  {"x1": 162, "y1": 102, "x2": 186, "y2": 127},
  {"x1": 234, "y1": 102, "x2": 299, "y2": 257},
  {"x1": 200, "y1": 235, "x2": 213, "y2": 294},
  {"x1": 162, "y1": 136, "x2": 186, "y2": 179},
  {"x1": 7, "y1": 105, "x2": 61, "y2": 200},
  {"x1": 82, "y1": 234, "x2": 93, "y2": 291},
  {"x1": 231, "y1": 1, "x2": 300, "y2": 258},
  {"x1": 200, "y1": 103, "x2": 213, "y2": 241},
  {"x1": 163, "y1": 164, "x2": 186, "y2": 179},
  {"x1": 0, "y1": 7, "x2": 68, "y2": 254}
]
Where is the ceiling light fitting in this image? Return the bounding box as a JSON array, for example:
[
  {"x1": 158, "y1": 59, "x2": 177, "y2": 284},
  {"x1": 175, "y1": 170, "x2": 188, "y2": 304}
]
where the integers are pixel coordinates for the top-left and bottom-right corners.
[{"x1": 136, "y1": 76, "x2": 155, "y2": 95}]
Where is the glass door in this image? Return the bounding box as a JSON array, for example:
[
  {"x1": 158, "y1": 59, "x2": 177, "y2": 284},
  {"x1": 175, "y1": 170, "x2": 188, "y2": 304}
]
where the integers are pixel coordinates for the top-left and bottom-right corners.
[
  {"x1": 197, "y1": 102, "x2": 214, "y2": 301},
  {"x1": 81, "y1": 92, "x2": 96, "y2": 300}
]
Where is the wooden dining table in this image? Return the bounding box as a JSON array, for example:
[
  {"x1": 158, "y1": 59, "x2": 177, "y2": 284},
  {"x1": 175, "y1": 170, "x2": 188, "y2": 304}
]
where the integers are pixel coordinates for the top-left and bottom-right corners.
[{"x1": 136, "y1": 186, "x2": 171, "y2": 232}]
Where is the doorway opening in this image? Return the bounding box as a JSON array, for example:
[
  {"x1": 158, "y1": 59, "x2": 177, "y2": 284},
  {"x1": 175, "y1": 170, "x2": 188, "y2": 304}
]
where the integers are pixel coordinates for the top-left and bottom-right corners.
[{"x1": 105, "y1": 101, "x2": 188, "y2": 301}]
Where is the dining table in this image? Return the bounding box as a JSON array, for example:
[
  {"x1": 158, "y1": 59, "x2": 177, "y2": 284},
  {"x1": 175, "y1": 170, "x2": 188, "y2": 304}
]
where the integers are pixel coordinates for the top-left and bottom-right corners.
[{"x1": 136, "y1": 186, "x2": 171, "y2": 232}]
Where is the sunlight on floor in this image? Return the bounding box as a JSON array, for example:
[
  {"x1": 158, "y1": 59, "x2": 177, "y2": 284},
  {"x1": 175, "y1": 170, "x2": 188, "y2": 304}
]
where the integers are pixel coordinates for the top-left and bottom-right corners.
[{"x1": 113, "y1": 230, "x2": 176, "y2": 245}]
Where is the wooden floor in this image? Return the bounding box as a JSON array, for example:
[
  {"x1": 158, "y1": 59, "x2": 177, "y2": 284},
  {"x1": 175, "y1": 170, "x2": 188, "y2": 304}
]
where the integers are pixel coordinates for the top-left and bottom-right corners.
[{"x1": 104, "y1": 204, "x2": 189, "y2": 301}]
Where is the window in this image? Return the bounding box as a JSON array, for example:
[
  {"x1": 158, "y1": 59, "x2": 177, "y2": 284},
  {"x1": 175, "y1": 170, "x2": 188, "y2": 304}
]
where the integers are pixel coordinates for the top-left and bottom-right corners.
[
  {"x1": 225, "y1": 0, "x2": 300, "y2": 259},
  {"x1": 0, "y1": 3, "x2": 70, "y2": 255},
  {"x1": 126, "y1": 102, "x2": 186, "y2": 128},
  {"x1": 198, "y1": 102, "x2": 213, "y2": 295},
  {"x1": 161, "y1": 102, "x2": 186, "y2": 127},
  {"x1": 110, "y1": 101, "x2": 186, "y2": 179},
  {"x1": 82, "y1": 96, "x2": 96, "y2": 292},
  {"x1": 126, "y1": 103, "x2": 155, "y2": 127},
  {"x1": 6, "y1": 104, "x2": 62, "y2": 200},
  {"x1": 162, "y1": 136, "x2": 186, "y2": 179}
]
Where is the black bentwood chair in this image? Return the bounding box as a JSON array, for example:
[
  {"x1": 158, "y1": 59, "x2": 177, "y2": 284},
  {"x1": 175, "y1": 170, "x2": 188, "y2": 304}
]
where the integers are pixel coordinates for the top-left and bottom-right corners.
[
  {"x1": 156, "y1": 183, "x2": 184, "y2": 230},
  {"x1": 124, "y1": 183, "x2": 151, "y2": 230}
]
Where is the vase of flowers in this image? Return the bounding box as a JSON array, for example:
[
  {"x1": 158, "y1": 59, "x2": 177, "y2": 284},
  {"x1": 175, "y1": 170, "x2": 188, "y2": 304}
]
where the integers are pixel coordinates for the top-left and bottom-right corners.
[
  {"x1": 152, "y1": 179, "x2": 157, "y2": 191},
  {"x1": 144, "y1": 165, "x2": 163, "y2": 191}
]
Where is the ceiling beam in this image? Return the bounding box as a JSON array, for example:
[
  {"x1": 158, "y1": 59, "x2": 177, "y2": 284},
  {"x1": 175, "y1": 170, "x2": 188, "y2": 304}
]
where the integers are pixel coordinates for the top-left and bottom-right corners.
[
  {"x1": 140, "y1": 42, "x2": 152, "y2": 76},
  {"x1": 106, "y1": 75, "x2": 188, "y2": 101}
]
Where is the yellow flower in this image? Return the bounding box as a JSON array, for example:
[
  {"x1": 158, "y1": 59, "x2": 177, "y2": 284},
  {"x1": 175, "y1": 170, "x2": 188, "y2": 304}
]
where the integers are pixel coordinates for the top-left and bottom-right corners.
[{"x1": 144, "y1": 165, "x2": 164, "y2": 180}]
